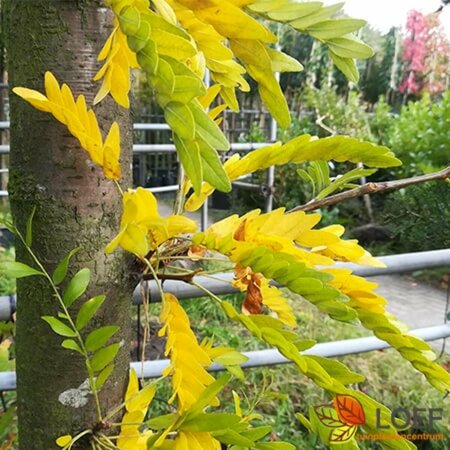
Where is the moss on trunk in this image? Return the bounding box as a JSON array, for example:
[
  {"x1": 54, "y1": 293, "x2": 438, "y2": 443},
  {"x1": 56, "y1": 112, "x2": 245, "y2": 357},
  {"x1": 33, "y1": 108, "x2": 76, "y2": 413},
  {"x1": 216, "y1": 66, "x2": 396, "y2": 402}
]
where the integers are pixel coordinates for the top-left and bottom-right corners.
[{"x1": 5, "y1": 1, "x2": 135, "y2": 448}]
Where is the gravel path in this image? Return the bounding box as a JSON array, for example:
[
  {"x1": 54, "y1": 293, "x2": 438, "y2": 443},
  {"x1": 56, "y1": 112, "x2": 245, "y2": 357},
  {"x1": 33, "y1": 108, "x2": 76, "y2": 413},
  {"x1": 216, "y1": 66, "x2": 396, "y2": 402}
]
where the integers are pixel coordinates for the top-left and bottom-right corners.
[{"x1": 373, "y1": 275, "x2": 449, "y2": 353}]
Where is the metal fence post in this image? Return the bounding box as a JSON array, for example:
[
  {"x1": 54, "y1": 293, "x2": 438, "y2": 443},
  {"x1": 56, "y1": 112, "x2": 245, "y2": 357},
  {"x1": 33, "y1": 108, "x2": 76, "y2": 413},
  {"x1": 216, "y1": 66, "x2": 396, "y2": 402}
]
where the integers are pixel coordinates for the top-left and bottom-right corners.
[{"x1": 265, "y1": 74, "x2": 279, "y2": 213}]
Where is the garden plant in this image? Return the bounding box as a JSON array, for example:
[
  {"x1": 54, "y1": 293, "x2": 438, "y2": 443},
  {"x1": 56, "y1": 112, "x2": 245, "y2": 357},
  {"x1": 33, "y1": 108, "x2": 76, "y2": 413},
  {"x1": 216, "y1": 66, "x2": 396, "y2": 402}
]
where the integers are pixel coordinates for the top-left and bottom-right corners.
[{"x1": 1, "y1": 0, "x2": 450, "y2": 449}]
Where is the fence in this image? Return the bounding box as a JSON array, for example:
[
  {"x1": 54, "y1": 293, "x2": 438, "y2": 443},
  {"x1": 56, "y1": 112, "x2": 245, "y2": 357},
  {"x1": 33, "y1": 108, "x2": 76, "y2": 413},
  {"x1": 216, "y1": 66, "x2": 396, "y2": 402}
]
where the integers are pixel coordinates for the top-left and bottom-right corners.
[
  {"x1": 0, "y1": 248, "x2": 449, "y2": 391},
  {"x1": 0, "y1": 116, "x2": 449, "y2": 393},
  {"x1": 0, "y1": 121, "x2": 276, "y2": 229}
]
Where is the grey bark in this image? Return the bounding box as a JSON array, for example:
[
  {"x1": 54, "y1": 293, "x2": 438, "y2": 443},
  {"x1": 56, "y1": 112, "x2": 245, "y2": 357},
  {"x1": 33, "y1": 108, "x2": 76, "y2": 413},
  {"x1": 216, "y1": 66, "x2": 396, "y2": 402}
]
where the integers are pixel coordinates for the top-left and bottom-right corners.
[{"x1": 5, "y1": 1, "x2": 135, "y2": 448}]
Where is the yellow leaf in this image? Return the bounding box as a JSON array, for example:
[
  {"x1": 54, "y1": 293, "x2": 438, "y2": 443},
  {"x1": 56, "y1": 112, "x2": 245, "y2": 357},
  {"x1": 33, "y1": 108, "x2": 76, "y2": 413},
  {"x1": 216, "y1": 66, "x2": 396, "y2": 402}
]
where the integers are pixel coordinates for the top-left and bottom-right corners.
[
  {"x1": 232, "y1": 390, "x2": 242, "y2": 417},
  {"x1": 125, "y1": 368, "x2": 139, "y2": 406},
  {"x1": 174, "y1": 431, "x2": 221, "y2": 450},
  {"x1": 260, "y1": 278, "x2": 297, "y2": 328},
  {"x1": 55, "y1": 435, "x2": 72, "y2": 448},
  {"x1": 13, "y1": 71, "x2": 117, "y2": 180},
  {"x1": 160, "y1": 293, "x2": 217, "y2": 411},
  {"x1": 12, "y1": 88, "x2": 51, "y2": 112},
  {"x1": 106, "y1": 187, "x2": 196, "y2": 256},
  {"x1": 94, "y1": 19, "x2": 139, "y2": 108},
  {"x1": 153, "y1": 0, "x2": 178, "y2": 24},
  {"x1": 103, "y1": 122, "x2": 122, "y2": 180}
]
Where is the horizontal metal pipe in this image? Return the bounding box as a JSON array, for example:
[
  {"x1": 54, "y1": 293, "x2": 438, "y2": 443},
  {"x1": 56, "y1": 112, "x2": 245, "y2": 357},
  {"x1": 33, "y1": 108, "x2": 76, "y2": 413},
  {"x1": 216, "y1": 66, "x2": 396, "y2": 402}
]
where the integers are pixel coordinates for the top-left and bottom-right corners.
[
  {"x1": 1, "y1": 250, "x2": 449, "y2": 320},
  {"x1": 1, "y1": 324, "x2": 448, "y2": 391},
  {"x1": 0, "y1": 142, "x2": 272, "y2": 155},
  {"x1": 131, "y1": 249, "x2": 450, "y2": 303},
  {"x1": 337, "y1": 249, "x2": 450, "y2": 277},
  {"x1": 133, "y1": 123, "x2": 170, "y2": 131},
  {"x1": 148, "y1": 185, "x2": 180, "y2": 194},
  {"x1": 0, "y1": 122, "x2": 172, "y2": 131},
  {"x1": 232, "y1": 181, "x2": 261, "y2": 191}
]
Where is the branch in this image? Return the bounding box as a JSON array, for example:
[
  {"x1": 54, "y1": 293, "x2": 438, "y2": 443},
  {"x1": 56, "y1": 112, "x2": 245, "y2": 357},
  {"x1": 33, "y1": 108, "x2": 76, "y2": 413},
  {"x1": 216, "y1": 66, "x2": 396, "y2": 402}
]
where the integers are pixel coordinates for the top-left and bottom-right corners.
[
  {"x1": 141, "y1": 270, "x2": 201, "y2": 283},
  {"x1": 289, "y1": 166, "x2": 450, "y2": 213}
]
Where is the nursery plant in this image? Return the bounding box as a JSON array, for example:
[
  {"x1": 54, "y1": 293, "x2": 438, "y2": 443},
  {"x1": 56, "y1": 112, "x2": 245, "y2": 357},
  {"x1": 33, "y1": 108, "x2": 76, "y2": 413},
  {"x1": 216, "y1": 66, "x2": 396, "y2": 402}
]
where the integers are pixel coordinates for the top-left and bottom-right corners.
[{"x1": 2, "y1": 1, "x2": 449, "y2": 449}]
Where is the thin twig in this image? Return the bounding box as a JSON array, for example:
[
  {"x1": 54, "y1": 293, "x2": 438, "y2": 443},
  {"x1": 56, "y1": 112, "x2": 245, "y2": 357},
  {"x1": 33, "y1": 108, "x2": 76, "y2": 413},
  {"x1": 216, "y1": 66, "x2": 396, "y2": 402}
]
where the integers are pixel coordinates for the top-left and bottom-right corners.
[
  {"x1": 289, "y1": 166, "x2": 450, "y2": 213},
  {"x1": 315, "y1": 114, "x2": 337, "y2": 136},
  {"x1": 141, "y1": 270, "x2": 202, "y2": 283}
]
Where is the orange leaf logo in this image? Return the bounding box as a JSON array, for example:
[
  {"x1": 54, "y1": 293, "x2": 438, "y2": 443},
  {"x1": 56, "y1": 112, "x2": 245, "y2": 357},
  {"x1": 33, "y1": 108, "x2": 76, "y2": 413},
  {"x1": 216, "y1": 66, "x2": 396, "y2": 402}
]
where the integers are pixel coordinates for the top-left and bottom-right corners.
[{"x1": 333, "y1": 395, "x2": 366, "y2": 426}]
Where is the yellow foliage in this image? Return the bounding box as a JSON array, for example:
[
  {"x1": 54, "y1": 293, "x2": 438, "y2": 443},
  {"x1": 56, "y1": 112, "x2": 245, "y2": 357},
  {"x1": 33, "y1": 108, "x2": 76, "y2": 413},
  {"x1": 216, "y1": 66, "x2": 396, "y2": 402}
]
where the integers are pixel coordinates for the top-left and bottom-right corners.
[
  {"x1": 325, "y1": 268, "x2": 388, "y2": 315},
  {"x1": 55, "y1": 435, "x2": 72, "y2": 448},
  {"x1": 185, "y1": 135, "x2": 401, "y2": 211},
  {"x1": 13, "y1": 72, "x2": 122, "y2": 180},
  {"x1": 94, "y1": 18, "x2": 140, "y2": 108},
  {"x1": 260, "y1": 278, "x2": 297, "y2": 328},
  {"x1": 200, "y1": 208, "x2": 381, "y2": 269},
  {"x1": 106, "y1": 187, "x2": 197, "y2": 257},
  {"x1": 159, "y1": 293, "x2": 218, "y2": 411},
  {"x1": 117, "y1": 369, "x2": 155, "y2": 450},
  {"x1": 169, "y1": 1, "x2": 250, "y2": 110},
  {"x1": 173, "y1": 431, "x2": 221, "y2": 449},
  {"x1": 233, "y1": 264, "x2": 297, "y2": 327}
]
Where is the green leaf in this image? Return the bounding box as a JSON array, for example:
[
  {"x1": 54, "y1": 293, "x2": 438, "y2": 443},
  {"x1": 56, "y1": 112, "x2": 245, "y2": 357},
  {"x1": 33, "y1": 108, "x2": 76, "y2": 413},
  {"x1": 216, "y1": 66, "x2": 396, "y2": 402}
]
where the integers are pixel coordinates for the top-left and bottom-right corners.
[
  {"x1": 224, "y1": 364, "x2": 245, "y2": 380},
  {"x1": 190, "y1": 100, "x2": 229, "y2": 151},
  {"x1": 265, "y1": 2, "x2": 322, "y2": 22},
  {"x1": 63, "y1": 268, "x2": 91, "y2": 308},
  {"x1": 136, "y1": 40, "x2": 159, "y2": 76},
  {"x1": 256, "y1": 443, "x2": 296, "y2": 450},
  {"x1": 198, "y1": 137, "x2": 231, "y2": 192},
  {"x1": 95, "y1": 364, "x2": 114, "y2": 389},
  {"x1": 26, "y1": 206, "x2": 36, "y2": 247},
  {"x1": 328, "y1": 36, "x2": 374, "y2": 59},
  {"x1": 189, "y1": 374, "x2": 232, "y2": 414},
  {"x1": 307, "y1": 19, "x2": 367, "y2": 40},
  {"x1": 91, "y1": 343, "x2": 120, "y2": 372},
  {"x1": 118, "y1": 5, "x2": 141, "y2": 36},
  {"x1": 0, "y1": 261, "x2": 44, "y2": 279},
  {"x1": 85, "y1": 326, "x2": 119, "y2": 352},
  {"x1": 52, "y1": 247, "x2": 80, "y2": 285},
  {"x1": 316, "y1": 167, "x2": 377, "y2": 199},
  {"x1": 240, "y1": 426, "x2": 271, "y2": 441},
  {"x1": 289, "y1": 3, "x2": 345, "y2": 30},
  {"x1": 213, "y1": 429, "x2": 255, "y2": 447},
  {"x1": 181, "y1": 413, "x2": 241, "y2": 433},
  {"x1": 146, "y1": 413, "x2": 176, "y2": 430},
  {"x1": 173, "y1": 134, "x2": 202, "y2": 194},
  {"x1": 75, "y1": 295, "x2": 107, "y2": 331},
  {"x1": 165, "y1": 101, "x2": 195, "y2": 140},
  {"x1": 61, "y1": 339, "x2": 83, "y2": 354},
  {"x1": 329, "y1": 51, "x2": 359, "y2": 83},
  {"x1": 42, "y1": 316, "x2": 77, "y2": 337},
  {"x1": 127, "y1": 20, "x2": 151, "y2": 53},
  {"x1": 295, "y1": 412, "x2": 313, "y2": 432},
  {"x1": 213, "y1": 351, "x2": 249, "y2": 366},
  {"x1": 306, "y1": 356, "x2": 365, "y2": 385}
]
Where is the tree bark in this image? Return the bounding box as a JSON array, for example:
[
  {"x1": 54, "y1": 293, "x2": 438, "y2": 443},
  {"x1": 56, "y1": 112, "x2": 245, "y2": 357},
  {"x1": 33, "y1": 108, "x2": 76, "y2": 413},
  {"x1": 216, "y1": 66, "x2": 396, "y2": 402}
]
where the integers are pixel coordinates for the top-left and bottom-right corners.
[{"x1": 5, "y1": 1, "x2": 134, "y2": 448}]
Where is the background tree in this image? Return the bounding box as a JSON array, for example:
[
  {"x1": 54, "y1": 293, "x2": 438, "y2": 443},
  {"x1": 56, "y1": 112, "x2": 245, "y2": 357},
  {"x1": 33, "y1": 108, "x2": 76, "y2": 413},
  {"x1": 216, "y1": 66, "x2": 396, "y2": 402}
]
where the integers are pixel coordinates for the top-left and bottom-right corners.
[
  {"x1": 4, "y1": 1, "x2": 134, "y2": 448},
  {"x1": 400, "y1": 9, "x2": 450, "y2": 98}
]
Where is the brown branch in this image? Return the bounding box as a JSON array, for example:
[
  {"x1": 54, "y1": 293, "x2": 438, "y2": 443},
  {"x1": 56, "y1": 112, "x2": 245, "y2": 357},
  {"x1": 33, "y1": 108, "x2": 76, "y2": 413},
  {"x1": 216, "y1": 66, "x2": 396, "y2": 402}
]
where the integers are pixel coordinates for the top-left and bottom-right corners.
[
  {"x1": 289, "y1": 166, "x2": 450, "y2": 213},
  {"x1": 141, "y1": 270, "x2": 202, "y2": 283}
]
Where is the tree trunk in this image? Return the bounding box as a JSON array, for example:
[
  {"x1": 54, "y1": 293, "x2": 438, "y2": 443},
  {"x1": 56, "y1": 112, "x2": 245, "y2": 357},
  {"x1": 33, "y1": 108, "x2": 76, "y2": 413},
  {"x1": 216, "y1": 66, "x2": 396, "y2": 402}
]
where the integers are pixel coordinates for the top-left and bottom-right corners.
[{"x1": 5, "y1": 1, "x2": 134, "y2": 448}]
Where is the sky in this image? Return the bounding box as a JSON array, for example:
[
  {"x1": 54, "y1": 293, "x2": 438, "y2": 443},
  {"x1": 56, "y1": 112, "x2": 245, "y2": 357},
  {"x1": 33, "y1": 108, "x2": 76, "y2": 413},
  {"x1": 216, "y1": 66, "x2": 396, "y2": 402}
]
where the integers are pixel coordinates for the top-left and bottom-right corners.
[{"x1": 324, "y1": 0, "x2": 450, "y2": 37}]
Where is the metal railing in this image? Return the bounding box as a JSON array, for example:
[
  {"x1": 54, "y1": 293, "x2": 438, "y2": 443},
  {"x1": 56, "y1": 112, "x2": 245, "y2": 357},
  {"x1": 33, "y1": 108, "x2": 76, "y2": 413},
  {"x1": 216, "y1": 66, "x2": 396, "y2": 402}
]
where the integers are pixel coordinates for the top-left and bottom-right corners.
[
  {"x1": 0, "y1": 122, "x2": 275, "y2": 230},
  {"x1": 1, "y1": 121, "x2": 449, "y2": 393},
  {"x1": 0, "y1": 249, "x2": 449, "y2": 391}
]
